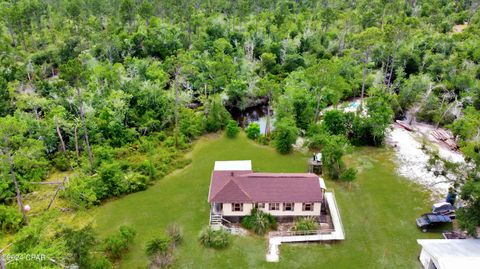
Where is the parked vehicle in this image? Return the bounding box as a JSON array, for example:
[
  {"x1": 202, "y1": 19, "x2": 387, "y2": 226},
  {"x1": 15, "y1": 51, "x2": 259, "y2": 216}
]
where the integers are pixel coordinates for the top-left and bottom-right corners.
[
  {"x1": 432, "y1": 202, "x2": 456, "y2": 218},
  {"x1": 416, "y1": 213, "x2": 452, "y2": 232}
]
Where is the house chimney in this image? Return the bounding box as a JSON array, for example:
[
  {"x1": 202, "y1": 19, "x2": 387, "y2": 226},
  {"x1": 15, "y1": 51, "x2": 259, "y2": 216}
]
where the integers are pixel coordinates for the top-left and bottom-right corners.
[{"x1": 231, "y1": 171, "x2": 234, "y2": 176}]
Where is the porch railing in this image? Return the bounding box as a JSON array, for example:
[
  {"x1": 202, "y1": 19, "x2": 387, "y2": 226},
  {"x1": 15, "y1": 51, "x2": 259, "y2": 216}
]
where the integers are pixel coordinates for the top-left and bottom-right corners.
[{"x1": 268, "y1": 228, "x2": 335, "y2": 237}]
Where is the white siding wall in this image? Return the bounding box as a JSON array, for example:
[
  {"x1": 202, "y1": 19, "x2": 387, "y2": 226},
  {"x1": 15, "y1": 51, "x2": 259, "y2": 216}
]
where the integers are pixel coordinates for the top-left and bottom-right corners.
[{"x1": 221, "y1": 202, "x2": 321, "y2": 217}]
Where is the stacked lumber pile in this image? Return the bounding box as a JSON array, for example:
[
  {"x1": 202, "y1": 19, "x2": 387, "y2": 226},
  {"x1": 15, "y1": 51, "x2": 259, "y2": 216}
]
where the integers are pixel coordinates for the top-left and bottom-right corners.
[{"x1": 431, "y1": 129, "x2": 458, "y2": 150}]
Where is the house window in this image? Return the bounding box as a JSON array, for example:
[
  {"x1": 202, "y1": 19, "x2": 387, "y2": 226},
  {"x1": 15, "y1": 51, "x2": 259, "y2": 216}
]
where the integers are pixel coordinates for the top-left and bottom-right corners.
[
  {"x1": 269, "y1": 203, "x2": 280, "y2": 211},
  {"x1": 283, "y1": 203, "x2": 294, "y2": 211},
  {"x1": 302, "y1": 203, "x2": 314, "y2": 211},
  {"x1": 255, "y1": 203, "x2": 265, "y2": 209},
  {"x1": 232, "y1": 203, "x2": 243, "y2": 212}
]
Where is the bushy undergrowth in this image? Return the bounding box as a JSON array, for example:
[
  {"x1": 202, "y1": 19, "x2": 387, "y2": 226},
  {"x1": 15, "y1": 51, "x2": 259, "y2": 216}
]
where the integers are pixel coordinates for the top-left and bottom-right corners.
[
  {"x1": 0, "y1": 205, "x2": 23, "y2": 233},
  {"x1": 62, "y1": 136, "x2": 192, "y2": 208}
]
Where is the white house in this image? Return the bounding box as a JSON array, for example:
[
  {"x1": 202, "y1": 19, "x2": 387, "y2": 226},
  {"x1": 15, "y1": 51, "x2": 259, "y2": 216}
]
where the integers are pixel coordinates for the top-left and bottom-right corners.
[{"x1": 417, "y1": 239, "x2": 480, "y2": 269}]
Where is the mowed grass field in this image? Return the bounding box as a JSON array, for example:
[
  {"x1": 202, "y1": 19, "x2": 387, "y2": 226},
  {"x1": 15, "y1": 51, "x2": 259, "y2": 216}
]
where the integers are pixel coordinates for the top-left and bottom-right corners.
[{"x1": 93, "y1": 133, "x2": 440, "y2": 269}]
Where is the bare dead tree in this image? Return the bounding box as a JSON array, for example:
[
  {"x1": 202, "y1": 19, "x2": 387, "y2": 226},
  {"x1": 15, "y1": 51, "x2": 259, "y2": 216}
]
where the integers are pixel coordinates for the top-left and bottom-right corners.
[
  {"x1": 76, "y1": 88, "x2": 94, "y2": 170},
  {"x1": 2, "y1": 136, "x2": 28, "y2": 225},
  {"x1": 74, "y1": 123, "x2": 80, "y2": 161},
  {"x1": 173, "y1": 66, "x2": 183, "y2": 149},
  {"x1": 55, "y1": 117, "x2": 73, "y2": 170}
]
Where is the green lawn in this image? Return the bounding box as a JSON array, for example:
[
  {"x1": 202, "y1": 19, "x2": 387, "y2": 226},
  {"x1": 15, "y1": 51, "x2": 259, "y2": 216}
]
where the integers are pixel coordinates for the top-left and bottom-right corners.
[{"x1": 93, "y1": 133, "x2": 440, "y2": 269}]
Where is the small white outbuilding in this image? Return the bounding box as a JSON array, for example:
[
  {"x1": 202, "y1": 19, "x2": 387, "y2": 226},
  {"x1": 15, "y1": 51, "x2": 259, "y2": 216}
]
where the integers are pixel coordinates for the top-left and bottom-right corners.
[
  {"x1": 417, "y1": 239, "x2": 480, "y2": 269},
  {"x1": 213, "y1": 160, "x2": 252, "y2": 171}
]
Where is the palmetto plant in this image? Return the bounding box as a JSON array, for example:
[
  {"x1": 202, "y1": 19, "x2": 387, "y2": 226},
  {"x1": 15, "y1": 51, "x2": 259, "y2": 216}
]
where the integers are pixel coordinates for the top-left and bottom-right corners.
[
  {"x1": 241, "y1": 208, "x2": 277, "y2": 235},
  {"x1": 198, "y1": 227, "x2": 231, "y2": 249},
  {"x1": 293, "y1": 217, "x2": 319, "y2": 231}
]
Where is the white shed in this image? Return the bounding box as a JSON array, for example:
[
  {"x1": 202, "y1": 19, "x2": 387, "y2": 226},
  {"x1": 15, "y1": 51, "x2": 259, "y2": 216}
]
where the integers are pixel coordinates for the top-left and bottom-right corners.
[
  {"x1": 417, "y1": 239, "x2": 480, "y2": 269},
  {"x1": 214, "y1": 160, "x2": 252, "y2": 171}
]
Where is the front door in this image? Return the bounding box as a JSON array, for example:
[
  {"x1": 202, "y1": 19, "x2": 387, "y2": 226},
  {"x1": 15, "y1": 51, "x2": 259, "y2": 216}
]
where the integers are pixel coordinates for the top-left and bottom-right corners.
[{"x1": 213, "y1": 203, "x2": 223, "y2": 214}]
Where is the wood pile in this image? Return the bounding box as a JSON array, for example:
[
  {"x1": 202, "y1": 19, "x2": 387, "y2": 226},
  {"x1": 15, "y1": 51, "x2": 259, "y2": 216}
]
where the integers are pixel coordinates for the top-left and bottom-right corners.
[{"x1": 431, "y1": 129, "x2": 458, "y2": 150}]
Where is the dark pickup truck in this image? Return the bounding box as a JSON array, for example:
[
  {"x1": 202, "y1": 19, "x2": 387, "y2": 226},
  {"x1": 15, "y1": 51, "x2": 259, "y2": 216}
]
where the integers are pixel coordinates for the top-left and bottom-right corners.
[{"x1": 416, "y1": 213, "x2": 452, "y2": 232}]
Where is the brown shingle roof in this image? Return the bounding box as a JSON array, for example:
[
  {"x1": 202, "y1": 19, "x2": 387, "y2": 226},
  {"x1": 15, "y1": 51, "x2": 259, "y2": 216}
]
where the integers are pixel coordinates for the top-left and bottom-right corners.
[{"x1": 208, "y1": 171, "x2": 323, "y2": 203}]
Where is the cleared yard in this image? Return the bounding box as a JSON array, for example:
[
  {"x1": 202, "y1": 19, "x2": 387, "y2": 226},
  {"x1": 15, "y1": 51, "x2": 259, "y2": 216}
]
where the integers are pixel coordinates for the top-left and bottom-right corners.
[{"x1": 93, "y1": 133, "x2": 440, "y2": 269}]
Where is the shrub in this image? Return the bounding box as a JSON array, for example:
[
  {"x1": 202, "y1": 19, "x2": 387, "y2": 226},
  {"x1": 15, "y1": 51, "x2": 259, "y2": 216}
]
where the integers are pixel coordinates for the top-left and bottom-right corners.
[
  {"x1": 0, "y1": 205, "x2": 23, "y2": 233},
  {"x1": 145, "y1": 237, "x2": 175, "y2": 268},
  {"x1": 136, "y1": 159, "x2": 158, "y2": 180},
  {"x1": 293, "y1": 217, "x2": 319, "y2": 231},
  {"x1": 52, "y1": 152, "x2": 71, "y2": 171},
  {"x1": 340, "y1": 168, "x2": 357, "y2": 182},
  {"x1": 104, "y1": 226, "x2": 136, "y2": 260},
  {"x1": 146, "y1": 237, "x2": 171, "y2": 257},
  {"x1": 123, "y1": 172, "x2": 149, "y2": 193},
  {"x1": 179, "y1": 107, "x2": 204, "y2": 139},
  {"x1": 166, "y1": 223, "x2": 183, "y2": 247},
  {"x1": 91, "y1": 257, "x2": 113, "y2": 269},
  {"x1": 257, "y1": 134, "x2": 270, "y2": 145},
  {"x1": 138, "y1": 137, "x2": 156, "y2": 153},
  {"x1": 225, "y1": 120, "x2": 240, "y2": 138},
  {"x1": 98, "y1": 162, "x2": 127, "y2": 198},
  {"x1": 241, "y1": 208, "x2": 277, "y2": 235},
  {"x1": 62, "y1": 225, "x2": 98, "y2": 268},
  {"x1": 199, "y1": 227, "x2": 231, "y2": 249},
  {"x1": 246, "y1": 122, "x2": 260, "y2": 140}
]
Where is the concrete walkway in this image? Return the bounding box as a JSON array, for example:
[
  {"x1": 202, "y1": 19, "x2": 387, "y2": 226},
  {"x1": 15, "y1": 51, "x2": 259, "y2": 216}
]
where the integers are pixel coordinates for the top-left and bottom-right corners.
[{"x1": 266, "y1": 192, "x2": 345, "y2": 262}]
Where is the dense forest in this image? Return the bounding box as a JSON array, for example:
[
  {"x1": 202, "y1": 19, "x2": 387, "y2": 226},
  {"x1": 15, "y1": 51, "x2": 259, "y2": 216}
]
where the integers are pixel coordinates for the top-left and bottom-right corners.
[{"x1": 0, "y1": 0, "x2": 480, "y2": 268}]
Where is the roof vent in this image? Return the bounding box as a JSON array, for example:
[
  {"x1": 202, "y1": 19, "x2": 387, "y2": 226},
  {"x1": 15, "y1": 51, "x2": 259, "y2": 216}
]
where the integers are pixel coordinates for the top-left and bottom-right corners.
[{"x1": 231, "y1": 171, "x2": 234, "y2": 176}]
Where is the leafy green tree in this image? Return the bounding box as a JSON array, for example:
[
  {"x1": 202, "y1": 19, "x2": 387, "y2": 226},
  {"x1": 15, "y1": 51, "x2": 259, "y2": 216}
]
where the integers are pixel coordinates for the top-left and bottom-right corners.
[
  {"x1": 226, "y1": 80, "x2": 248, "y2": 110},
  {"x1": 323, "y1": 110, "x2": 348, "y2": 136},
  {"x1": 321, "y1": 134, "x2": 351, "y2": 180},
  {"x1": 364, "y1": 94, "x2": 394, "y2": 145},
  {"x1": 340, "y1": 168, "x2": 357, "y2": 183},
  {"x1": 273, "y1": 117, "x2": 298, "y2": 154},
  {"x1": 225, "y1": 120, "x2": 240, "y2": 138},
  {"x1": 352, "y1": 27, "x2": 383, "y2": 108},
  {"x1": 204, "y1": 96, "x2": 231, "y2": 132},
  {"x1": 138, "y1": 0, "x2": 154, "y2": 26},
  {"x1": 456, "y1": 177, "x2": 480, "y2": 236},
  {"x1": 0, "y1": 77, "x2": 12, "y2": 116}
]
